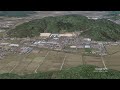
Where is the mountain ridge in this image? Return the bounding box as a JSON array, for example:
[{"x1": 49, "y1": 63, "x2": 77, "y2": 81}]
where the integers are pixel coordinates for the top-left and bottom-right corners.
[{"x1": 7, "y1": 14, "x2": 120, "y2": 41}]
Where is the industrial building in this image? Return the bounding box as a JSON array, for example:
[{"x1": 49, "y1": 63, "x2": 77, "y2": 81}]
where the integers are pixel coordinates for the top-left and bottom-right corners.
[
  {"x1": 59, "y1": 33, "x2": 76, "y2": 37},
  {"x1": 40, "y1": 33, "x2": 51, "y2": 38}
]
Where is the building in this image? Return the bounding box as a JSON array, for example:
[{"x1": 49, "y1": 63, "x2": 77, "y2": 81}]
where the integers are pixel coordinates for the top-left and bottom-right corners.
[
  {"x1": 40, "y1": 33, "x2": 51, "y2": 38},
  {"x1": 20, "y1": 47, "x2": 33, "y2": 54},
  {"x1": 50, "y1": 34, "x2": 60, "y2": 38},
  {"x1": 34, "y1": 41, "x2": 42, "y2": 44},
  {"x1": 70, "y1": 46, "x2": 77, "y2": 48},
  {"x1": 85, "y1": 45, "x2": 91, "y2": 48},
  {"x1": 87, "y1": 16, "x2": 100, "y2": 20},
  {"x1": 59, "y1": 33, "x2": 76, "y2": 37},
  {"x1": 9, "y1": 44, "x2": 19, "y2": 47},
  {"x1": 0, "y1": 43, "x2": 9, "y2": 46},
  {"x1": 77, "y1": 45, "x2": 84, "y2": 48},
  {"x1": 0, "y1": 30, "x2": 5, "y2": 32},
  {"x1": 83, "y1": 38, "x2": 91, "y2": 41}
]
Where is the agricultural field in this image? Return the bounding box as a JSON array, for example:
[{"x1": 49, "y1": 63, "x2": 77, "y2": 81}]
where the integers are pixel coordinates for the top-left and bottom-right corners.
[
  {"x1": 104, "y1": 45, "x2": 120, "y2": 71},
  {"x1": 84, "y1": 56, "x2": 104, "y2": 67},
  {"x1": 63, "y1": 53, "x2": 83, "y2": 69},
  {"x1": 1, "y1": 65, "x2": 120, "y2": 79},
  {"x1": 0, "y1": 32, "x2": 5, "y2": 38},
  {"x1": 0, "y1": 45, "x2": 120, "y2": 75},
  {"x1": 106, "y1": 45, "x2": 120, "y2": 55},
  {"x1": 37, "y1": 51, "x2": 64, "y2": 72}
]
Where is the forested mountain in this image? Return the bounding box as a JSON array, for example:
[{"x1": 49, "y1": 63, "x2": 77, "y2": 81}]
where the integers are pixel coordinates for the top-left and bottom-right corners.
[{"x1": 7, "y1": 14, "x2": 120, "y2": 41}]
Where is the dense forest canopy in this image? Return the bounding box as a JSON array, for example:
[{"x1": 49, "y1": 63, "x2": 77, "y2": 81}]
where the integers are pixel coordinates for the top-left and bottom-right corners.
[{"x1": 7, "y1": 14, "x2": 120, "y2": 41}]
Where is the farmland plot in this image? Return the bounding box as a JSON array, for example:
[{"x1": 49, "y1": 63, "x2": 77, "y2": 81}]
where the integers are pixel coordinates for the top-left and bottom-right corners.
[
  {"x1": 39, "y1": 50, "x2": 48, "y2": 57},
  {"x1": 11, "y1": 58, "x2": 33, "y2": 74},
  {"x1": 0, "y1": 61, "x2": 19, "y2": 74},
  {"x1": 38, "y1": 51, "x2": 65, "y2": 71},
  {"x1": 0, "y1": 53, "x2": 25, "y2": 74},
  {"x1": 84, "y1": 56, "x2": 104, "y2": 67},
  {"x1": 22, "y1": 57, "x2": 45, "y2": 74},
  {"x1": 104, "y1": 52, "x2": 120, "y2": 71},
  {"x1": 63, "y1": 53, "x2": 83, "y2": 69},
  {"x1": 106, "y1": 45, "x2": 120, "y2": 55}
]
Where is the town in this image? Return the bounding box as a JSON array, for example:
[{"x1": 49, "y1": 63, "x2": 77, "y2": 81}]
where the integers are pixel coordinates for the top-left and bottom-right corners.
[{"x1": 0, "y1": 32, "x2": 120, "y2": 60}]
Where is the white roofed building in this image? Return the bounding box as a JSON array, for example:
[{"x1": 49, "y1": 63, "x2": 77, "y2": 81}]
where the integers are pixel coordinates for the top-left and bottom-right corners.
[
  {"x1": 9, "y1": 44, "x2": 19, "y2": 47},
  {"x1": 83, "y1": 38, "x2": 91, "y2": 41},
  {"x1": 0, "y1": 43, "x2": 9, "y2": 46},
  {"x1": 70, "y1": 46, "x2": 77, "y2": 48},
  {"x1": 85, "y1": 45, "x2": 91, "y2": 48},
  {"x1": 40, "y1": 33, "x2": 51, "y2": 38},
  {"x1": 50, "y1": 34, "x2": 60, "y2": 38},
  {"x1": 59, "y1": 33, "x2": 76, "y2": 37}
]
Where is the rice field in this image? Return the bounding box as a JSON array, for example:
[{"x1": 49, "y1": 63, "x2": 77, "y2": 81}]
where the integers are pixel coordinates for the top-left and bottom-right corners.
[{"x1": 0, "y1": 45, "x2": 120, "y2": 75}]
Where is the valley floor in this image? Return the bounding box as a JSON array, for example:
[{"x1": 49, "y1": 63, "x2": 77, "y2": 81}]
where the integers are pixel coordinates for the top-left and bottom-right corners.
[{"x1": 0, "y1": 45, "x2": 120, "y2": 76}]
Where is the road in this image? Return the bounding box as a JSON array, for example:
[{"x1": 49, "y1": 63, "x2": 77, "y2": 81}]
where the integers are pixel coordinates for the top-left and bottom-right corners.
[
  {"x1": 34, "y1": 51, "x2": 50, "y2": 73},
  {"x1": 60, "y1": 54, "x2": 66, "y2": 70},
  {"x1": 99, "y1": 42, "x2": 107, "y2": 69}
]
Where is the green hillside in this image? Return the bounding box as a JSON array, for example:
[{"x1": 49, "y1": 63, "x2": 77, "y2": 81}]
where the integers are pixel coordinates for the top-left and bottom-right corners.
[
  {"x1": 1, "y1": 65, "x2": 120, "y2": 79},
  {"x1": 7, "y1": 14, "x2": 120, "y2": 41},
  {"x1": 0, "y1": 11, "x2": 35, "y2": 17}
]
